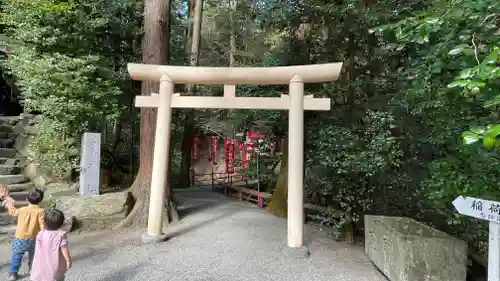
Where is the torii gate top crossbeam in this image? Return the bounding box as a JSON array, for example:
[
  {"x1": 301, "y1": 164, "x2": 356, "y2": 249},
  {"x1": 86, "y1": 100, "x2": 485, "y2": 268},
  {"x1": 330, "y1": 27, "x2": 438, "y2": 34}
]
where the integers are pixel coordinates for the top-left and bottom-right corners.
[{"x1": 127, "y1": 63, "x2": 343, "y2": 85}]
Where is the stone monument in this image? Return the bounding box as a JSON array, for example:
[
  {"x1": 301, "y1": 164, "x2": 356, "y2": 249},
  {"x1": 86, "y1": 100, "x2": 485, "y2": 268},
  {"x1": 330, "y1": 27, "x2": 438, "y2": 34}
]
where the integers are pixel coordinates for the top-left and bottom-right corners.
[
  {"x1": 79, "y1": 132, "x2": 101, "y2": 196},
  {"x1": 365, "y1": 215, "x2": 467, "y2": 281}
]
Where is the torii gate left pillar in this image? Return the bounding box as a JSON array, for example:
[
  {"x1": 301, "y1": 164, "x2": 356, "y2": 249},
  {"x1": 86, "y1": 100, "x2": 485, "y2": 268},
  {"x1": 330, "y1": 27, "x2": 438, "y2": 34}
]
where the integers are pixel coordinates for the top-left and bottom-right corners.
[{"x1": 129, "y1": 62, "x2": 343, "y2": 257}]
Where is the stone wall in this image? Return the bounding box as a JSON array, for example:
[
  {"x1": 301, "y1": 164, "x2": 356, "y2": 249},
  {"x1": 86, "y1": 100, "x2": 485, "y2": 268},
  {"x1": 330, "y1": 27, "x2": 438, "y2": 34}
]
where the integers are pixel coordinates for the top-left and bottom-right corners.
[
  {"x1": 2, "y1": 114, "x2": 132, "y2": 233},
  {"x1": 13, "y1": 114, "x2": 55, "y2": 187},
  {"x1": 0, "y1": 113, "x2": 54, "y2": 187}
]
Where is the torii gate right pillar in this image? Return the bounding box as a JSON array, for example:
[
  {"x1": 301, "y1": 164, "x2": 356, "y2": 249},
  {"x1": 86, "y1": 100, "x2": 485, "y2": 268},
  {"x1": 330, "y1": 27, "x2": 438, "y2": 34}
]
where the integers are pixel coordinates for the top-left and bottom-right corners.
[{"x1": 287, "y1": 75, "x2": 305, "y2": 250}]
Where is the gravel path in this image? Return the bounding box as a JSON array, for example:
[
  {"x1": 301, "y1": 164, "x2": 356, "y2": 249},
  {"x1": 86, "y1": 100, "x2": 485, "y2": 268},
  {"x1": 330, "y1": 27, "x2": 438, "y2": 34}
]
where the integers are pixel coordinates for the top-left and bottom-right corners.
[{"x1": 0, "y1": 187, "x2": 387, "y2": 281}]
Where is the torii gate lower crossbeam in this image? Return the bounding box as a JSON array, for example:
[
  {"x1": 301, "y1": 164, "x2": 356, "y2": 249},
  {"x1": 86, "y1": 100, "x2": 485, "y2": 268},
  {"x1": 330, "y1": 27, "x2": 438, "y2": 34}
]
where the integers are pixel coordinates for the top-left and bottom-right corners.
[{"x1": 129, "y1": 62, "x2": 343, "y2": 257}]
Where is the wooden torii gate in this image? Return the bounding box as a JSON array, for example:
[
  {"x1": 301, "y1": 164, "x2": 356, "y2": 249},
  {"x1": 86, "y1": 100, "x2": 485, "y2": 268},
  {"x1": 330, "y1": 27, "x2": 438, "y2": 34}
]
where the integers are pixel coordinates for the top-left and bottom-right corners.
[{"x1": 129, "y1": 62, "x2": 343, "y2": 255}]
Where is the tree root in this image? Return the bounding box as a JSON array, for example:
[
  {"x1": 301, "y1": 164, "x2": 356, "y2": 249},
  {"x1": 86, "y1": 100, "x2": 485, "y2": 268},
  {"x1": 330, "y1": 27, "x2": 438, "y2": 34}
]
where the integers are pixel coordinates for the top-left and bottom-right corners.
[
  {"x1": 344, "y1": 222, "x2": 355, "y2": 244},
  {"x1": 265, "y1": 140, "x2": 288, "y2": 217},
  {"x1": 265, "y1": 169, "x2": 287, "y2": 217},
  {"x1": 114, "y1": 175, "x2": 143, "y2": 229},
  {"x1": 165, "y1": 199, "x2": 180, "y2": 223},
  {"x1": 114, "y1": 175, "x2": 179, "y2": 230}
]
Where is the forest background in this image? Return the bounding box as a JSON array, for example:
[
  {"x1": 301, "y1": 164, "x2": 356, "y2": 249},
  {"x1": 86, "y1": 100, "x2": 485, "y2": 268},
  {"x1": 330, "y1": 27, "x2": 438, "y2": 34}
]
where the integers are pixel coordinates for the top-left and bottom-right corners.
[{"x1": 0, "y1": 0, "x2": 499, "y2": 264}]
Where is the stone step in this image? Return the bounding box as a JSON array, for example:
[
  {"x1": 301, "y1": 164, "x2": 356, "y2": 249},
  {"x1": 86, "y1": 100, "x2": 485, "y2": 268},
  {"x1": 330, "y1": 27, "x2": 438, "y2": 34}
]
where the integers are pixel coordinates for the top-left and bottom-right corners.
[
  {"x1": 0, "y1": 158, "x2": 18, "y2": 165},
  {"x1": 0, "y1": 201, "x2": 28, "y2": 227},
  {"x1": 0, "y1": 116, "x2": 20, "y2": 126},
  {"x1": 10, "y1": 190, "x2": 29, "y2": 201},
  {"x1": 0, "y1": 138, "x2": 15, "y2": 148},
  {"x1": 16, "y1": 201, "x2": 29, "y2": 208},
  {"x1": 0, "y1": 157, "x2": 10, "y2": 164},
  {"x1": 0, "y1": 174, "x2": 27, "y2": 185},
  {"x1": 0, "y1": 225, "x2": 16, "y2": 234},
  {"x1": 0, "y1": 148, "x2": 16, "y2": 158},
  {"x1": 0, "y1": 164, "x2": 21, "y2": 175},
  {"x1": 0, "y1": 124, "x2": 14, "y2": 133},
  {"x1": 0, "y1": 132, "x2": 17, "y2": 140},
  {"x1": 7, "y1": 183, "x2": 32, "y2": 192},
  {"x1": 0, "y1": 213, "x2": 15, "y2": 227}
]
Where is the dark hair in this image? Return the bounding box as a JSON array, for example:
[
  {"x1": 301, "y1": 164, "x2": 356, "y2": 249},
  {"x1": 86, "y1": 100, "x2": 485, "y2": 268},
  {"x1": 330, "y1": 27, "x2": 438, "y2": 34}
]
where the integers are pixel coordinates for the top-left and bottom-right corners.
[
  {"x1": 44, "y1": 209, "x2": 65, "y2": 231},
  {"x1": 27, "y1": 189, "x2": 44, "y2": 205}
]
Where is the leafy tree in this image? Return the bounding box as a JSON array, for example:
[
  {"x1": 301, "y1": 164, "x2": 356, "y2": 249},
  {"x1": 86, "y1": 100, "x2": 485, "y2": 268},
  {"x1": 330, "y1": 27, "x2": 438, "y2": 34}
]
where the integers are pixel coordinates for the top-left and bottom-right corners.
[
  {"x1": 1, "y1": 0, "x2": 142, "y2": 177},
  {"x1": 372, "y1": 0, "x2": 500, "y2": 253}
]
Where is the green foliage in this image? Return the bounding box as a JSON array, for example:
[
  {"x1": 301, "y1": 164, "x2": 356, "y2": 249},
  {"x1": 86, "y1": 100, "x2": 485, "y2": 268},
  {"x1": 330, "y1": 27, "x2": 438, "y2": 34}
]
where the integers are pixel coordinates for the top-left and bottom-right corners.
[
  {"x1": 46, "y1": 194, "x2": 57, "y2": 209},
  {"x1": 424, "y1": 147, "x2": 500, "y2": 209},
  {"x1": 1, "y1": 0, "x2": 142, "y2": 176},
  {"x1": 28, "y1": 118, "x2": 78, "y2": 177},
  {"x1": 373, "y1": 0, "x2": 500, "y2": 251},
  {"x1": 462, "y1": 124, "x2": 500, "y2": 149},
  {"x1": 306, "y1": 110, "x2": 402, "y2": 226},
  {"x1": 7, "y1": 49, "x2": 122, "y2": 127},
  {"x1": 421, "y1": 147, "x2": 499, "y2": 248}
]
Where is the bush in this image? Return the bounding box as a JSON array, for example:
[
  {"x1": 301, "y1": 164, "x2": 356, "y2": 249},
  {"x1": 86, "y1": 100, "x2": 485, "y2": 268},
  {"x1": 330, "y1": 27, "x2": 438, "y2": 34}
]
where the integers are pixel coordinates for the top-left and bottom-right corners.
[{"x1": 421, "y1": 146, "x2": 500, "y2": 252}]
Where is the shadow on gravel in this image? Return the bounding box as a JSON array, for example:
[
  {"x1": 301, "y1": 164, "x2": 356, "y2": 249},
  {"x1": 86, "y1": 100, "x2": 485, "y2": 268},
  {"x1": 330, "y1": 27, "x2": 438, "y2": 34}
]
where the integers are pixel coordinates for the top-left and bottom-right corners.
[
  {"x1": 72, "y1": 246, "x2": 114, "y2": 264},
  {"x1": 177, "y1": 200, "x2": 227, "y2": 218},
  {"x1": 168, "y1": 210, "x2": 239, "y2": 238},
  {"x1": 96, "y1": 262, "x2": 145, "y2": 281}
]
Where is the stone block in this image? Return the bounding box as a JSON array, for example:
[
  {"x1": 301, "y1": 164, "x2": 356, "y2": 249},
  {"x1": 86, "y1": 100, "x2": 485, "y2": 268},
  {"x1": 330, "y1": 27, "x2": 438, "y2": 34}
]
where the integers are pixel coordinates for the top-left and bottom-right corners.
[
  {"x1": 15, "y1": 140, "x2": 33, "y2": 158},
  {"x1": 44, "y1": 182, "x2": 78, "y2": 197},
  {"x1": 13, "y1": 119, "x2": 38, "y2": 135},
  {"x1": 23, "y1": 161, "x2": 38, "y2": 179},
  {"x1": 365, "y1": 215, "x2": 467, "y2": 281},
  {"x1": 32, "y1": 175, "x2": 47, "y2": 189},
  {"x1": 54, "y1": 192, "x2": 132, "y2": 231}
]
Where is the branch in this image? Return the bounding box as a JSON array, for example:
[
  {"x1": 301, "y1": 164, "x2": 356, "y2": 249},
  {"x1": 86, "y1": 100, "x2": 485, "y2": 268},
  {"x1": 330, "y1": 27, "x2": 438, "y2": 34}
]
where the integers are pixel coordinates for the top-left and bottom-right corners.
[
  {"x1": 472, "y1": 33, "x2": 480, "y2": 65},
  {"x1": 200, "y1": 125, "x2": 225, "y2": 138}
]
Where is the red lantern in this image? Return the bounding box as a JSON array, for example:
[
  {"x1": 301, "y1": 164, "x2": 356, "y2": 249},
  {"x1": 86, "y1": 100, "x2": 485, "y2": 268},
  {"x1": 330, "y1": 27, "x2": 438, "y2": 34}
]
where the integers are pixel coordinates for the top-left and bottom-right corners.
[
  {"x1": 192, "y1": 136, "x2": 200, "y2": 161},
  {"x1": 248, "y1": 131, "x2": 265, "y2": 139},
  {"x1": 242, "y1": 143, "x2": 251, "y2": 169},
  {"x1": 212, "y1": 136, "x2": 219, "y2": 165},
  {"x1": 225, "y1": 139, "x2": 235, "y2": 174},
  {"x1": 206, "y1": 136, "x2": 213, "y2": 163},
  {"x1": 238, "y1": 142, "x2": 243, "y2": 161},
  {"x1": 224, "y1": 139, "x2": 230, "y2": 173}
]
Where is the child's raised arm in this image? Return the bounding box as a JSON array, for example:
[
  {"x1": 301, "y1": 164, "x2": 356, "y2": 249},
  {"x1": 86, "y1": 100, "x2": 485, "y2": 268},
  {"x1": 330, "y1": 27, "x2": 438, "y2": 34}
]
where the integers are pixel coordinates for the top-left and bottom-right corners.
[
  {"x1": 5, "y1": 197, "x2": 19, "y2": 216},
  {"x1": 0, "y1": 184, "x2": 9, "y2": 200}
]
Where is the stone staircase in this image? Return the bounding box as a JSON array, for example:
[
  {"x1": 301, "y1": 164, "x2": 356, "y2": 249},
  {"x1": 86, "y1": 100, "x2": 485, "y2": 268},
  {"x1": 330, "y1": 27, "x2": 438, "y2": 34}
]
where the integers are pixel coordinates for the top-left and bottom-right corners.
[{"x1": 0, "y1": 116, "x2": 32, "y2": 237}]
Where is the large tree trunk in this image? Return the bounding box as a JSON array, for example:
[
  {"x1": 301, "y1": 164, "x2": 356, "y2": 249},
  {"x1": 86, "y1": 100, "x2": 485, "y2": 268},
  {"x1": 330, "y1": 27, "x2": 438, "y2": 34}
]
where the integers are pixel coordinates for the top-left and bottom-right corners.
[
  {"x1": 265, "y1": 138, "x2": 288, "y2": 216},
  {"x1": 265, "y1": 22, "x2": 311, "y2": 218},
  {"x1": 229, "y1": 0, "x2": 236, "y2": 67},
  {"x1": 115, "y1": 0, "x2": 178, "y2": 229},
  {"x1": 179, "y1": 0, "x2": 203, "y2": 188},
  {"x1": 224, "y1": 0, "x2": 237, "y2": 124},
  {"x1": 110, "y1": 120, "x2": 122, "y2": 152}
]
